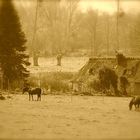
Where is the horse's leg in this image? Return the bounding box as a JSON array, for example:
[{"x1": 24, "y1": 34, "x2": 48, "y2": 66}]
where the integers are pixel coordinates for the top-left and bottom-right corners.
[
  {"x1": 38, "y1": 95, "x2": 40, "y2": 101},
  {"x1": 32, "y1": 95, "x2": 34, "y2": 101},
  {"x1": 29, "y1": 94, "x2": 31, "y2": 101},
  {"x1": 38, "y1": 94, "x2": 40, "y2": 101},
  {"x1": 37, "y1": 94, "x2": 39, "y2": 101},
  {"x1": 134, "y1": 104, "x2": 137, "y2": 110}
]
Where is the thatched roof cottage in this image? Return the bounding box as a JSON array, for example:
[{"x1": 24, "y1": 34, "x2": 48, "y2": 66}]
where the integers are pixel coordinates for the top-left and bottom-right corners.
[{"x1": 72, "y1": 57, "x2": 140, "y2": 95}]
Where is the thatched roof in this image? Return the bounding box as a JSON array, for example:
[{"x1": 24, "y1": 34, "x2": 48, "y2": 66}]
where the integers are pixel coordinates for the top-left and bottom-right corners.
[
  {"x1": 72, "y1": 57, "x2": 140, "y2": 83},
  {"x1": 72, "y1": 57, "x2": 117, "y2": 83}
]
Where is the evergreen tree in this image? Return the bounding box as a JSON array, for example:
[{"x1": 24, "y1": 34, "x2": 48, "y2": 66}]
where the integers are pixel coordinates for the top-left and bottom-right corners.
[{"x1": 0, "y1": 0, "x2": 30, "y2": 89}]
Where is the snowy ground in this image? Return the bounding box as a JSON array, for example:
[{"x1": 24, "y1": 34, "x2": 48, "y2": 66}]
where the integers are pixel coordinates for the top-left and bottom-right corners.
[
  {"x1": 0, "y1": 95, "x2": 140, "y2": 139},
  {"x1": 29, "y1": 57, "x2": 89, "y2": 73}
]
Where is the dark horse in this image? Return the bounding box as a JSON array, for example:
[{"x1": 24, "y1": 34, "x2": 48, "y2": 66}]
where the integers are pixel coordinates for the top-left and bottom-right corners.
[
  {"x1": 129, "y1": 96, "x2": 140, "y2": 110},
  {"x1": 23, "y1": 87, "x2": 42, "y2": 101}
]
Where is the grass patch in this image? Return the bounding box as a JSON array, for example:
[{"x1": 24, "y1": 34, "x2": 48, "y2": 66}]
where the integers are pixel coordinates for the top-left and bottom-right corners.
[{"x1": 28, "y1": 72, "x2": 75, "y2": 93}]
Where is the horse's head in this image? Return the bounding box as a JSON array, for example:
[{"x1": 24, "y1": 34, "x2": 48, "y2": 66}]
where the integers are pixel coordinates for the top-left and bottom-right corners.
[
  {"x1": 23, "y1": 87, "x2": 30, "y2": 94},
  {"x1": 129, "y1": 97, "x2": 135, "y2": 110}
]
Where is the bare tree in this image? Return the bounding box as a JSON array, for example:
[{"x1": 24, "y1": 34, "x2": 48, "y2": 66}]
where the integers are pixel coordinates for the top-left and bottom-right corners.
[{"x1": 84, "y1": 9, "x2": 98, "y2": 57}]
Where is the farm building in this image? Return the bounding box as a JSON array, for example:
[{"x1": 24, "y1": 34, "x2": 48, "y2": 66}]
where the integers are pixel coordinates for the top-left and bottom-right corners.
[
  {"x1": 129, "y1": 60, "x2": 140, "y2": 95},
  {"x1": 72, "y1": 57, "x2": 140, "y2": 95}
]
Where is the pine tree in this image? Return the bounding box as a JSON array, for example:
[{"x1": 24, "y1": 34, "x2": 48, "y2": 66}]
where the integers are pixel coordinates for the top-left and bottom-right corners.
[{"x1": 0, "y1": 0, "x2": 30, "y2": 89}]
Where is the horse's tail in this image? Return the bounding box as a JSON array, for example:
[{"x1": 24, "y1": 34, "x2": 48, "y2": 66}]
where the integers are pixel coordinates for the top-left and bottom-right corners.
[{"x1": 129, "y1": 97, "x2": 135, "y2": 110}]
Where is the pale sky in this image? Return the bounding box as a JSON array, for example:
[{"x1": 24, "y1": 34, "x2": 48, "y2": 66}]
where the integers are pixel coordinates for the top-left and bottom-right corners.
[
  {"x1": 80, "y1": 0, "x2": 140, "y2": 14},
  {"x1": 14, "y1": 0, "x2": 140, "y2": 15}
]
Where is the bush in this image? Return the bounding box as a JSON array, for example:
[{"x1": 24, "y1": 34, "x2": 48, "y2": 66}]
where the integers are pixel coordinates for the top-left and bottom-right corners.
[
  {"x1": 92, "y1": 79, "x2": 102, "y2": 92},
  {"x1": 98, "y1": 66, "x2": 119, "y2": 95},
  {"x1": 86, "y1": 75, "x2": 102, "y2": 92},
  {"x1": 28, "y1": 72, "x2": 74, "y2": 93}
]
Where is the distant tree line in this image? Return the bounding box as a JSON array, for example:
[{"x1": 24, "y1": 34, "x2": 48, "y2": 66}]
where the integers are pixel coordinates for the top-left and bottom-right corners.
[{"x1": 16, "y1": 0, "x2": 140, "y2": 57}]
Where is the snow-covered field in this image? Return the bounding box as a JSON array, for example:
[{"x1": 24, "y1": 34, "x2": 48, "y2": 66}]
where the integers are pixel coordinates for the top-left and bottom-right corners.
[
  {"x1": 29, "y1": 57, "x2": 89, "y2": 73},
  {"x1": 0, "y1": 95, "x2": 140, "y2": 139}
]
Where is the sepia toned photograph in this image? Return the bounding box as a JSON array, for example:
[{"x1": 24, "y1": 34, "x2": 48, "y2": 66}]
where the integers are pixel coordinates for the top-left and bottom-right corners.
[{"x1": 0, "y1": 0, "x2": 140, "y2": 139}]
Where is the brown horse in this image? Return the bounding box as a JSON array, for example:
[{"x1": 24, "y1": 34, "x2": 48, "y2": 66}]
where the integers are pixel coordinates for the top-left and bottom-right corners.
[
  {"x1": 23, "y1": 87, "x2": 42, "y2": 101},
  {"x1": 129, "y1": 96, "x2": 140, "y2": 110}
]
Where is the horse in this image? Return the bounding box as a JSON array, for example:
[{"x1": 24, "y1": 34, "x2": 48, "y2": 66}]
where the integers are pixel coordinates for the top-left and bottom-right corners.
[
  {"x1": 129, "y1": 96, "x2": 140, "y2": 110},
  {"x1": 23, "y1": 87, "x2": 42, "y2": 101}
]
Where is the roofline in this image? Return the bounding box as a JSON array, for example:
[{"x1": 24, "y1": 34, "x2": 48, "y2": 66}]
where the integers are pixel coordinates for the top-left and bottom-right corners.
[{"x1": 89, "y1": 57, "x2": 140, "y2": 61}]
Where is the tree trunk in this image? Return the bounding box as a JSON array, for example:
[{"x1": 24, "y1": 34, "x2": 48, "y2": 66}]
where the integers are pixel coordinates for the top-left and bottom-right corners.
[{"x1": 33, "y1": 54, "x2": 39, "y2": 66}]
